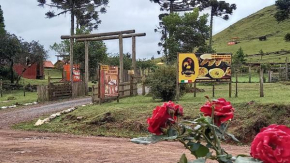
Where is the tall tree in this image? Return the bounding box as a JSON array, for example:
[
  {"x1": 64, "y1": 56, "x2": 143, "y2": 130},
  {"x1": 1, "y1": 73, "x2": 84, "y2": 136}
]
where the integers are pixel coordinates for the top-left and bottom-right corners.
[
  {"x1": 14, "y1": 41, "x2": 48, "y2": 83},
  {"x1": 162, "y1": 8, "x2": 210, "y2": 62},
  {"x1": 275, "y1": 0, "x2": 290, "y2": 22},
  {"x1": 0, "y1": 33, "x2": 21, "y2": 83},
  {"x1": 0, "y1": 5, "x2": 6, "y2": 35},
  {"x1": 275, "y1": 0, "x2": 290, "y2": 42},
  {"x1": 37, "y1": 0, "x2": 109, "y2": 35},
  {"x1": 201, "y1": 0, "x2": 236, "y2": 48},
  {"x1": 150, "y1": 0, "x2": 236, "y2": 54}
]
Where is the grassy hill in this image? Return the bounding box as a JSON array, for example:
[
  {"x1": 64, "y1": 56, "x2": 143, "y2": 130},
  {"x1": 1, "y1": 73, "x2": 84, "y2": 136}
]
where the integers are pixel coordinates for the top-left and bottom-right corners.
[{"x1": 213, "y1": 5, "x2": 290, "y2": 63}]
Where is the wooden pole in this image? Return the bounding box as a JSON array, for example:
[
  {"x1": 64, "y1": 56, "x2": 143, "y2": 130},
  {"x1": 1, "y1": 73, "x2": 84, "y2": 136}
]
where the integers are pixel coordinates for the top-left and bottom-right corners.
[
  {"x1": 249, "y1": 66, "x2": 251, "y2": 83},
  {"x1": 70, "y1": 38, "x2": 74, "y2": 89},
  {"x1": 260, "y1": 66, "x2": 264, "y2": 97},
  {"x1": 235, "y1": 70, "x2": 238, "y2": 98},
  {"x1": 23, "y1": 86, "x2": 25, "y2": 97},
  {"x1": 61, "y1": 30, "x2": 136, "y2": 39},
  {"x1": 176, "y1": 54, "x2": 180, "y2": 101},
  {"x1": 286, "y1": 57, "x2": 289, "y2": 80},
  {"x1": 212, "y1": 83, "x2": 215, "y2": 97},
  {"x1": 132, "y1": 36, "x2": 136, "y2": 73},
  {"x1": 229, "y1": 82, "x2": 232, "y2": 98},
  {"x1": 85, "y1": 41, "x2": 89, "y2": 95},
  {"x1": 194, "y1": 82, "x2": 197, "y2": 97},
  {"x1": 119, "y1": 34, "x2": 124, "y2": 82},
  {"x1": 0, "y1": 79, "x2": 2, "y2": 97},
  {"x1": 268, "y1": 71, "x2": 272, "y2": 83}
]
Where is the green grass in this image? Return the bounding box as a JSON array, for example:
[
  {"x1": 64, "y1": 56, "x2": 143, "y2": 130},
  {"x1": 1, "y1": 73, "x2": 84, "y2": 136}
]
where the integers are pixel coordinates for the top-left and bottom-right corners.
[
  {"x1": 213, "y1": 5, "x2": 290, "y2": 63},
  {"x1": 0, "y1": 90, "x2": 37, "y2": 107},
  {"x1": 14, "y1": 82, "x2": 290, "y2": 143}
]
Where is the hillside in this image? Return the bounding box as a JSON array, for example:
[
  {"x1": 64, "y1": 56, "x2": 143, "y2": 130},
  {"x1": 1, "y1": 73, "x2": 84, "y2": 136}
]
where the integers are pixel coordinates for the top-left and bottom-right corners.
[{"x1": 213, "y1": 5, "x2": 290, "y2": 63}]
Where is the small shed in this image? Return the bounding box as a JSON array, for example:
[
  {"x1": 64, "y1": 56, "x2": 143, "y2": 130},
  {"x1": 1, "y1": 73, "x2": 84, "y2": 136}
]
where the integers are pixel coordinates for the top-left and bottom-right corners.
[{"x1": 13, "y1": 62, "x2": 44, "y2": 79}]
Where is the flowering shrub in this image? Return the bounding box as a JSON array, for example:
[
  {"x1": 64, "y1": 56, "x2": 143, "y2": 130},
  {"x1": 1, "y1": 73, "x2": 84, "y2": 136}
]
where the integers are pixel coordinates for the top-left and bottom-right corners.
[
  {"x1": 131, "y1": 97, "x2": 290, "y2": 163},
  {"x1": 251, "y1": 124, "x2": 290, "y2": 163}
]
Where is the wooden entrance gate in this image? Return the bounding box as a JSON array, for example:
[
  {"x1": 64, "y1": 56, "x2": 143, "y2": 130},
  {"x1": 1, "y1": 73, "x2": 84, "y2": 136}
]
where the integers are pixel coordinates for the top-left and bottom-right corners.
[{"x1": 48, "y1": 81, "x2": 72, "y2": 101}]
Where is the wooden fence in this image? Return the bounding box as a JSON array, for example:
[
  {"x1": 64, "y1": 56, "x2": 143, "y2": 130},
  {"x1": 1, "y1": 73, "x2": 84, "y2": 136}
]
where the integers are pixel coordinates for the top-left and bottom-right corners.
[
  {"x1": 91, "y1": 80, "x2": 138, "y2": 104},
  {"x1": 37, "y1": 78, "x2": 86, "y2": 102}
]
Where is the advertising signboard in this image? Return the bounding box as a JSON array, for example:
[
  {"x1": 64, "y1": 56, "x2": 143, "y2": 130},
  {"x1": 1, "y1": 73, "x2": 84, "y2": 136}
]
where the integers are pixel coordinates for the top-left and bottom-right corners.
[
  {"x1": 100, "y1": 66, "x2": 119, "y2": 98},
  {"x1": 178, "y1": 53, "x2": 232, "y2": 83},
  {"x1": 63, "y1": 64, "x2": 81, "y2": 82}
]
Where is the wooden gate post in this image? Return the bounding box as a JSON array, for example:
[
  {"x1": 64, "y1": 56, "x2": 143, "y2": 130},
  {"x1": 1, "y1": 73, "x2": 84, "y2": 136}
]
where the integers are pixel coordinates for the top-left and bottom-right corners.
[
  {"x1": 85, "y1": 41, "x2": 89, "y2": 95},
  {"x1": 132, "y1": 36, "x2": 137, "y2": 74},
  {"x1": 229, "y1": 82, "x2": 232, "y2": 98},
  {"x1": 119, "y1": 34, "x2": 124, "y2": 82}
]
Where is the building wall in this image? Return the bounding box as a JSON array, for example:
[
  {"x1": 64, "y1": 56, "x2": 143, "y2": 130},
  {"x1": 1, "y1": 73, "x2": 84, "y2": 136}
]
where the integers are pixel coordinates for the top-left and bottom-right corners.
[{"x1": 13, "y1": 63, "x2": 44, "y2": 79}]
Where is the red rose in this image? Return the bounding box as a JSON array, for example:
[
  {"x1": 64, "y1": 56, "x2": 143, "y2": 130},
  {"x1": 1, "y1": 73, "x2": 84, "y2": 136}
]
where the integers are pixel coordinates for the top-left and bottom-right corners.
[
  {"x1": 147, "y1": 101, "x2": 183, "y2": 135},
  {"x1": 251, "y1": 124, "x2": 290, "y2": 163},
  {"x1": 200, "y1": 98, "x2": 234, "y2": 126}
]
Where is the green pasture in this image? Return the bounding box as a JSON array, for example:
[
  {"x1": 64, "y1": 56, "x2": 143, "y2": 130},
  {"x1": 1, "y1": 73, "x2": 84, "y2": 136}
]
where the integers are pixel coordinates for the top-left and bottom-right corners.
[
  {"x1": 213, "y1": 5, "x2": 290, "y2": 56},
  {"x1": 14, "y1": 82, "x2": 290, "y2": 143},
  {"x1": 0, "y1": 90, "x2": 37, "y2": 108}
]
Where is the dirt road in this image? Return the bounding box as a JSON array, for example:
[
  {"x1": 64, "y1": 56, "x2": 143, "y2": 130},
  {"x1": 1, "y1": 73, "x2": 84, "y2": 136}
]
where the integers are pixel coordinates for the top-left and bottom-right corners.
[
  {"x1": 0, "y1": 97, "x2": 91, "y2": 129},
  {"x1": 0, "y1": 97, "x2": 250, "y2": 163}
]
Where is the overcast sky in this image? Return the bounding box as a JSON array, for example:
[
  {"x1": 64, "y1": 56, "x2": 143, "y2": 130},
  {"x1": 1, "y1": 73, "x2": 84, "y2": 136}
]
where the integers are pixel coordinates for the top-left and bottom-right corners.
[{"x1": 0, "y1": 0, "x2": 276, "y2": 63}]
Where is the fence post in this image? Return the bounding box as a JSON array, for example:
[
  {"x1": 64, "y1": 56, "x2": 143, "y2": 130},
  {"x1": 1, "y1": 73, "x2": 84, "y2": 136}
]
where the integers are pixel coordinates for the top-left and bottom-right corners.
[
  {"x1": 286, "y1": 57, "x2": 289, "y2": 81},
  {"x1": 194, "y1": 82, "x2": 196, "y2": 97},
  {"x1": 0, "y1": 79, "x2": 2, "y2": 97},
  {"x1": 260, "y1": 66, "x2": 264, "y2": 97},
  {"x1": 130, "y1": 75, "x2": 133, "y2": 96},
  {"x1": 248, "y1": 66, "x2": 251, "y2": 83},
  {"x1": 235, "y1": 70, "x2": 238, "y2": 98}
]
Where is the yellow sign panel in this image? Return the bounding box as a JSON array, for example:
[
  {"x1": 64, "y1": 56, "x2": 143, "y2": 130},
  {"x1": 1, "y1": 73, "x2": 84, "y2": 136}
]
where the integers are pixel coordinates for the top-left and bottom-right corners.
[
  {"x1": 178, "y1": 53, "x2": 199, "y2": 83},
  {"x1": 101, "y1": 65, "x2": 109, "y2": 71}
]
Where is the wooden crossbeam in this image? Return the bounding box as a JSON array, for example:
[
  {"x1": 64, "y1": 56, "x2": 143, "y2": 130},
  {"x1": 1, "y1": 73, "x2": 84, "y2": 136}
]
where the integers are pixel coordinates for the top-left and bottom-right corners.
[
  {"x1": 61, "y1": 30, "x2": 135, "y2": 39},
  {"x1": 75, "y1": 33, "x2": 146, "y2": 42}
]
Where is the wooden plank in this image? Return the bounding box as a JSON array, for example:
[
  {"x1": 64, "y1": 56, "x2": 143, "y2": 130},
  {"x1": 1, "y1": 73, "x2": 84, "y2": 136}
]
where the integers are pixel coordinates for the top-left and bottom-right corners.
[
  {"x1": 76, "y1": 33, "x2": 146, "y2": 42},
  {"x1": 61, "y1": 30, "x2": 135, "y2": 39}
]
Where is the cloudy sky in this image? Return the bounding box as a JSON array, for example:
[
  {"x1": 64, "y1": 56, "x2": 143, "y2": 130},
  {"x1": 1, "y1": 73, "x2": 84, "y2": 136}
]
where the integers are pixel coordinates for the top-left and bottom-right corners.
[{"x1": 0, "y1": 0, "x2": 276, "y2": 63}]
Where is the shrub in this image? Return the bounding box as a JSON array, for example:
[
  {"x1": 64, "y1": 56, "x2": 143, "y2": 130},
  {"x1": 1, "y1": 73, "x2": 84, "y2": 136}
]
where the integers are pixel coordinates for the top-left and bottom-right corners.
[{"x1": 145, "y1": 65, "x2": 185, "y2": 101}]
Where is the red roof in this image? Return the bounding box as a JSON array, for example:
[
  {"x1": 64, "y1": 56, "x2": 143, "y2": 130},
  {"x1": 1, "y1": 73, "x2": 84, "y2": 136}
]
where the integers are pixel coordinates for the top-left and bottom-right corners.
[{"x1": 43, "y1": 61, "x2": 54, "y2": 68}]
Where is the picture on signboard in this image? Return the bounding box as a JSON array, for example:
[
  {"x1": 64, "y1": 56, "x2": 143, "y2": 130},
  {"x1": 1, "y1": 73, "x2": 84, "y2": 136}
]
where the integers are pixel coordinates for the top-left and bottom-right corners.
[
  {"x1": 178, "y1": 53, "x2": 199, "y2": 84},
  {"x1": 100, "y1": 66, "x2": 119, "y2": 98},
  {"x1": 181, "y1": 57, "x2": 195, "y2": 76},
  {"x1": 196, "y1": 53, "x2": 232, "y2": 82}
]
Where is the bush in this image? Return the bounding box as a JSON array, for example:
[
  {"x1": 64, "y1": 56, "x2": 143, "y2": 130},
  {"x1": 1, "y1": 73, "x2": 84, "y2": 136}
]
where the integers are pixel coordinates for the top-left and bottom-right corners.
[{"x1": 145, "y1": 65, "x2": 185, "y2": 101}]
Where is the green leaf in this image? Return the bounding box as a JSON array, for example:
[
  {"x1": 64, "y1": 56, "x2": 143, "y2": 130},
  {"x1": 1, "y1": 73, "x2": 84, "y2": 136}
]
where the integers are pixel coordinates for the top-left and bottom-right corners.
[
  {"x1": 191, "y1": 158, "x2": 206, "y2": 163},
  {"x1": 226, "y1": 133, "x2": 239, "y2": 142},
  {"x1": 188, "y1": 142, "x2": 210, "y2": 158},
  {"x1": 130, "y1": 135, "x2": 177, "y2": 145},
  {"x1": 235, "y1": 157, "x2": 263, "y2": 163},
  {"x1": 179, "y1": 154, "x2": 188, "y2": 163}
]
